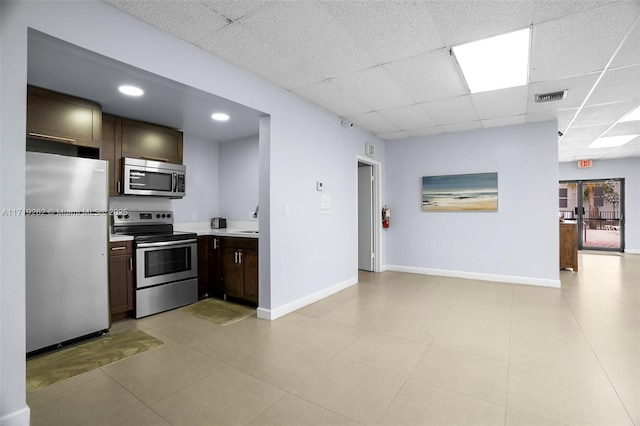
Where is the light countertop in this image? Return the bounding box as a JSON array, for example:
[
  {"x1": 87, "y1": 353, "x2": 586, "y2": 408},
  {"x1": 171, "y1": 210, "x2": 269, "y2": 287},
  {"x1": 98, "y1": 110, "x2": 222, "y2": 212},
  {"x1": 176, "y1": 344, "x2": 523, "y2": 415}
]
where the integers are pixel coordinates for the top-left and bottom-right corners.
[{"x1": 174, "y1": 221, "x2": 259, "y2": 239}]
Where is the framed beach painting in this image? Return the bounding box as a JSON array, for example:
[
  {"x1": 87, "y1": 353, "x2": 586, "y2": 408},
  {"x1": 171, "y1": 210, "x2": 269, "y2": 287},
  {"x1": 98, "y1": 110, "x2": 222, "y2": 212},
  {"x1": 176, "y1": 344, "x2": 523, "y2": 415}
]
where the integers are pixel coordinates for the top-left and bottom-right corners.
[{"x1": 422, "y1": 172, "x2": 498, "y2": 211}]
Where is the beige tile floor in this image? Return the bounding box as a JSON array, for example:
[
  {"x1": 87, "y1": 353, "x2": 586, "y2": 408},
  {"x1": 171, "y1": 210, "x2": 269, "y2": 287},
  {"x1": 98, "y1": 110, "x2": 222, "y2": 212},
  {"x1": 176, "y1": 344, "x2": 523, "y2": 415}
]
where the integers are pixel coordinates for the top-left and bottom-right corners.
[{"x1": 27, "y1": 252, "x2": 639, "y2": 425}]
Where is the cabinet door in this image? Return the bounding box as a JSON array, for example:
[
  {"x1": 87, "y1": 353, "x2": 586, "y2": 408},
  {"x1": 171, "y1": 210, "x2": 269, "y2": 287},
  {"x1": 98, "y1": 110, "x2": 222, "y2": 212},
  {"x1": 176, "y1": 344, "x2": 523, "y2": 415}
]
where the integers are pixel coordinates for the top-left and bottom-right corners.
[
  {"x1": 243, "y1": 248, "x2": 259, "y2": 304},
  {"x1": 121, "y1": 118, "x2": 183, "y2": 164},
  {"x1": 197, "y1": 236, "x2": 210, "y2": 298},
  {"x1": 100, "y1": 114, "x2": 123, "y2": 196},
  {"x1": 27, "y1": 85, "x2": 102, "y2": 148},
  {"x1": 222, "y1": 247, "x2": 244, "y2": 299},
  {"x1": 109, "y1": 241, "x2": 134, "y2": 319},
  {"x1": 209, "y1": 237, "x2": 222, "y2": 298}
]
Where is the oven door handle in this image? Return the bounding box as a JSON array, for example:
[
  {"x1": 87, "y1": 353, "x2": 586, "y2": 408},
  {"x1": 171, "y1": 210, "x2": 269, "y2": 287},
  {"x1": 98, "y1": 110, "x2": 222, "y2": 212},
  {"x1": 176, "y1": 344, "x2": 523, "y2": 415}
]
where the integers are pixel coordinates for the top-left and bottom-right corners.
[{"x1": 136, "y1": 239, "x2": 197, "y2": 248}]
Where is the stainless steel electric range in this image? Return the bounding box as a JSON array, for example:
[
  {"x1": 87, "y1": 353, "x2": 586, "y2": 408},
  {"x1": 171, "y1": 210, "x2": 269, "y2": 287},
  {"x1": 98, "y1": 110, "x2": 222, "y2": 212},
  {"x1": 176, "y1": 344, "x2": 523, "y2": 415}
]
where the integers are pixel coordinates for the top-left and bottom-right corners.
[{"x1": 112, "y1": 211, "x2": 198, "y2": 318}]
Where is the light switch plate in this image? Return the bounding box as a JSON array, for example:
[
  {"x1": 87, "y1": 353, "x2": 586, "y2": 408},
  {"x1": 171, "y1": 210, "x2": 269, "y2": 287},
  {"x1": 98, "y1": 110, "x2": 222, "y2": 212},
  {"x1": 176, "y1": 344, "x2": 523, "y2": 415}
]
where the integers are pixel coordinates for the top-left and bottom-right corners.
[
  {"x1": 365, "y1": 143, "x2": 375, "y2": 157},
  {"x1": 283, "y1": 203, "x2": 290, "y2": 216}
]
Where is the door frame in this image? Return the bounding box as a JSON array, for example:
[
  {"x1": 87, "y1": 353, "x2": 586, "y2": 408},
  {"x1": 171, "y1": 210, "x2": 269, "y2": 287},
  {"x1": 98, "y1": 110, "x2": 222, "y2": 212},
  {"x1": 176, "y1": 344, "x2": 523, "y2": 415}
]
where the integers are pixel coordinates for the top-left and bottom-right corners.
[
  {"x1": 357, "y1": 155, "x2": 382, "y2": 272},
  {"x1": 559, "y1": 178, "x2": 625, "y2": 252}
]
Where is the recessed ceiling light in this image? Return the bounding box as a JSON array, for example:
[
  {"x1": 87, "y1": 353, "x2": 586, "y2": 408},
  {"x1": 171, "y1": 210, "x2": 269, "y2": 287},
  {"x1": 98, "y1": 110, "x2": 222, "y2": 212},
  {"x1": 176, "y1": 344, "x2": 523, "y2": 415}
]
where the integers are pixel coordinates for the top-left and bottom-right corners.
[
  {"x1": 118, "y1": 85, "x2": 144, "y2": 96},
  {"x1": 452, "y1": 28, "x2": 531, "y2": 94},
  {"x1": 211, "y1": 112, "x2": 230, "y2": 121},
  {"x1": 621, "y1": 104, "x2": 640, "y2": 122},
  {"x1": 588, "y1": 135, "x2": 638, "y2": 149}
]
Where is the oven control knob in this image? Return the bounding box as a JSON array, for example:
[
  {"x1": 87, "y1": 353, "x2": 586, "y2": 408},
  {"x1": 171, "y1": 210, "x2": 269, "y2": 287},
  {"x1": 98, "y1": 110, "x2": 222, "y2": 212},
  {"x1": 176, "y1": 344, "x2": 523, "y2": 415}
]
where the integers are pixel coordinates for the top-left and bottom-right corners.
[
  {"x1": 161, "y1": 214, "x2": 166, "y2": 218},
  {"x1": 167, "y1": 213, "x2": 171, "y2": 218},
  {"x1": 156, "y1": 214, "x2": 161, "y2": 218},
  {"x1": 117, "y1": 214, "x2": 123, "y2": 219},
  {"x1": 124, "y1": 214, "x2": 129, "y2": 219}
]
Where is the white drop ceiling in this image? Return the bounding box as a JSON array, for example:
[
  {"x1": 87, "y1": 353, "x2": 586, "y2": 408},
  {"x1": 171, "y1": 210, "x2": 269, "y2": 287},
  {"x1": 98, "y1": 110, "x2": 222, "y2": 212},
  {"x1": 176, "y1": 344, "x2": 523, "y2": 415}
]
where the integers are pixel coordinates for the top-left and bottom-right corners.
[{"x1": 49, "y1": 1, "x2": 640, "y2": 160}]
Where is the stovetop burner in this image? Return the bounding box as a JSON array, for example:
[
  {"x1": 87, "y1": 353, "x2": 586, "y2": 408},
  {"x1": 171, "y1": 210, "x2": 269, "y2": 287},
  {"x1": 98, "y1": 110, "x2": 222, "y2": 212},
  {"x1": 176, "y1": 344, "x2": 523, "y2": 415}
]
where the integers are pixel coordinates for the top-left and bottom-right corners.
[{"x1": 112, "y1": 210, "x2": 196, "y2": 243}]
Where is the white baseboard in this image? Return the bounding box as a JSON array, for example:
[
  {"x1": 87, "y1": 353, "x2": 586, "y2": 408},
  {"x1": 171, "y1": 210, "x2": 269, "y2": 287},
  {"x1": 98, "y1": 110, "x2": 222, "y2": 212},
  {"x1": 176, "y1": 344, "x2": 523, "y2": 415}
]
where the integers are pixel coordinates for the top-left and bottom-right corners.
[
  {"x1": 257, "y1": 276, "x2": 358, "y2": 321},
  {"x1": 0, "y1": 406, "x2": 30, "y2": 426},
  {"x1": 385, "y1": 265, "x2": 561, "y2": 288},
  {"x1": 624, "y1": 249, "x2": 640, "y2": 254}
]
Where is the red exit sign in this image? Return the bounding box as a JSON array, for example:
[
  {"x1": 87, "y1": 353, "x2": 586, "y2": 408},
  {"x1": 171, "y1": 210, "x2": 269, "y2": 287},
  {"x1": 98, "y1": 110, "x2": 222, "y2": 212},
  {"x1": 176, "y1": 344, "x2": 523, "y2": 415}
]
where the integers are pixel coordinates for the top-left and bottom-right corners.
[{"x1": 578, "y1": 159, "x2": 592, "y2": 168}]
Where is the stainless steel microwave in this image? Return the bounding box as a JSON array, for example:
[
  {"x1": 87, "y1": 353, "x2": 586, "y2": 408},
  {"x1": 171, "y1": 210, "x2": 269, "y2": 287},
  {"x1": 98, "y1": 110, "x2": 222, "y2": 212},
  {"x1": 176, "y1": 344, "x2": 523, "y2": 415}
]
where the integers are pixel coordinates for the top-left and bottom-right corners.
[{"x1": 123, "y1": 157, "x2": 186, "y2": 198}]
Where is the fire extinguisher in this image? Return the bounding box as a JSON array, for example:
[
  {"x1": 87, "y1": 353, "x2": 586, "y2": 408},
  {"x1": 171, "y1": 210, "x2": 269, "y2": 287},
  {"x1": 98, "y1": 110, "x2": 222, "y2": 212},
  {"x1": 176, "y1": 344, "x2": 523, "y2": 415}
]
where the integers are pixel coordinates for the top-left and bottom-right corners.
[{"x1": 382, "y1": 205, "x2": 390, "y2": 229}]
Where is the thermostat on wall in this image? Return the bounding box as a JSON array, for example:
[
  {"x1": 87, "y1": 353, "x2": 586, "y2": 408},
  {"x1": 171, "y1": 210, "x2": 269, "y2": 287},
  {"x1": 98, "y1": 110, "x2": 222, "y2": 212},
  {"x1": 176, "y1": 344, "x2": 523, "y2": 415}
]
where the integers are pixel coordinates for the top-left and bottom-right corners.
[{"x1": 317, "y1": 181, "x2": 324, "y2": 191}]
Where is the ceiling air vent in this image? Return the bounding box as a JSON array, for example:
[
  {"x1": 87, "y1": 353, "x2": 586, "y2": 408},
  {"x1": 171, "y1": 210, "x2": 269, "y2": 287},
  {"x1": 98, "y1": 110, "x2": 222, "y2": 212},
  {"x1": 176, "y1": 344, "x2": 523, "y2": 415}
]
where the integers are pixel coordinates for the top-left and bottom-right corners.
[{"x1": 535, "y1": 90, "x2": 567, "y2": 103}]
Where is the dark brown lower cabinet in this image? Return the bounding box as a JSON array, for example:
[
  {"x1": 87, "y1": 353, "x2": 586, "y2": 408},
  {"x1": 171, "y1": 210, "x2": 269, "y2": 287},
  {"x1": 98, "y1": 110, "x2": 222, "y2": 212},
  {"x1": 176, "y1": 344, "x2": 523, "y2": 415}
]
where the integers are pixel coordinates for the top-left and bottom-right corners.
[
  {"x1": 197, "y1": 236, "x2": 221, "y2": 299},
  {"x1": 109, "y1": 241, "x2": 134, "y2": 322},
  {"x1": 221, "y1": 237, "x2": 258, "y2": 305}
]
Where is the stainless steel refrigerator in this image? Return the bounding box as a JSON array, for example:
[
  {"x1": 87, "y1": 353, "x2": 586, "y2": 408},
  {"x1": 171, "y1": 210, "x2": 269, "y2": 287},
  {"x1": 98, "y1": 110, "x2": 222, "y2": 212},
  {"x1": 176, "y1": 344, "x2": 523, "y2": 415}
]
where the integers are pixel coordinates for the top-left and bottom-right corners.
[{"x1": 26, "y1": 152, "x2": 110, "y2": 353}]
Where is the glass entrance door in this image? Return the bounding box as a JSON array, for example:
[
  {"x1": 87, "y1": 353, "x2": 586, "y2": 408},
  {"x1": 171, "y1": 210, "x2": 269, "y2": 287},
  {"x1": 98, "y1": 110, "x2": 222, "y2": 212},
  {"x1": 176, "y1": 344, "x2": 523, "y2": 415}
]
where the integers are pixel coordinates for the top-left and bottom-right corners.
[{"x1": 559, "y1": 179, "x2": 624, "y2": 251}]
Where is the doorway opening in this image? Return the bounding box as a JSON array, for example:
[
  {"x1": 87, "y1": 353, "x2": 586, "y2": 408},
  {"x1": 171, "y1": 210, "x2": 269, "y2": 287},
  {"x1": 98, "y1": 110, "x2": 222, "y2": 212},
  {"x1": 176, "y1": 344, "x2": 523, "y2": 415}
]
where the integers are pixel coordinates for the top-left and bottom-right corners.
[
  {"x1": 357, "y1": 156, "x2": 381, "y2": 272},
  {"x1": 559, "y1": 179, "x2": 624, "y2": 252}
]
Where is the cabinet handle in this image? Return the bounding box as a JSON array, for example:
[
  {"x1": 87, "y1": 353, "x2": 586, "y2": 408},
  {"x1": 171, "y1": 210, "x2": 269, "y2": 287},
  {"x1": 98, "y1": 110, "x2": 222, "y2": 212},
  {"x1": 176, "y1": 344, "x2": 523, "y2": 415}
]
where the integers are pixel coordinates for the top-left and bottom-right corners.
[
  {"x1": 28, "y1": 132, "x2": 76, "y2": 143},
  {"x1": 141, "y1": 156, "x2": 169, "y2": 163},
  {"x1": 129, "y1": 258, "x2": 133, "y2": 270},
  {"x1": 234, "y1": 251, "x2": 238, "y2": 263},
  {"x1": 213, "y1": 238, "x2": 218, "y2": 250},
  {"x1": 239, "y1": 251, "x2": 243, "y2": 264},
  {"x1": 111, "y1": 246, "x2": 126, "y2": 251},
  {"x1": 117, "y1": 181, "x2": 121, "y2": 193}
]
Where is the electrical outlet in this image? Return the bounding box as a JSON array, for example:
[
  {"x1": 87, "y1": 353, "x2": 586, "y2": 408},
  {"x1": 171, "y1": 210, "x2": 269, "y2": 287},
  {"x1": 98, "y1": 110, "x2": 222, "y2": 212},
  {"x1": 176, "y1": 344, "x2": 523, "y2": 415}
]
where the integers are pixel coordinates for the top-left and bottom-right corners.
[{"x1": 316, "y1": 181, "x2": 323, "y2": 191}]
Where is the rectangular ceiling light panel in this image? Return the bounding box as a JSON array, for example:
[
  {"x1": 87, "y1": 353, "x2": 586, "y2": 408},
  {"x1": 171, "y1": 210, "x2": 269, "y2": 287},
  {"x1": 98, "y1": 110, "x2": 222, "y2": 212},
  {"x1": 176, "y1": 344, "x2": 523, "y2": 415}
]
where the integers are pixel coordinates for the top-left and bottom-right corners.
[
  {"x1": 452, "y1": 28, "x2": 531, "y2": 94},
  {"x1": 588, "y1": 134, "x2": 638, "y2": 148},
  {"x1": 621, "y1": 104, "x2": 640, "y2": 122}
]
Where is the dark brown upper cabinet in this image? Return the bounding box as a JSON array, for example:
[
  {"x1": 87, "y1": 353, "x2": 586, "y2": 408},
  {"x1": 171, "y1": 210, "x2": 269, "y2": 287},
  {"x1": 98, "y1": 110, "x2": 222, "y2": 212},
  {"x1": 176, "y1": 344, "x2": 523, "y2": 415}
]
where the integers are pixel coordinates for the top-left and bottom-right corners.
[
  {"x1": 120, "y1": 118, "x2": 183, "y2": 165},
  {"x1": 27, "y1": 85, "x2": 102, "y2": 149}
]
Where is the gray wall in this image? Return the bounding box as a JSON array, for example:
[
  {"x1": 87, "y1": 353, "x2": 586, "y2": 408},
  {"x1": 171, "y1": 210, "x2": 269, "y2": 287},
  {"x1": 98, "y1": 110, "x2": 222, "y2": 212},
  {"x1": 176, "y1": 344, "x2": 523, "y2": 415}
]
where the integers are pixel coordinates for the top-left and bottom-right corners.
[
  {"x1": 219, "y1": 135, "x2": 259, "y2": 222},
  {"x1": 385, "y1": 121, "x2": 560, "y2": 286},
  {"x1": 559, "y1": 158, "x2": 640, "y2": 253},
  {"x1": 172, "y1": 135, "x2": 220, "y2": 223}
]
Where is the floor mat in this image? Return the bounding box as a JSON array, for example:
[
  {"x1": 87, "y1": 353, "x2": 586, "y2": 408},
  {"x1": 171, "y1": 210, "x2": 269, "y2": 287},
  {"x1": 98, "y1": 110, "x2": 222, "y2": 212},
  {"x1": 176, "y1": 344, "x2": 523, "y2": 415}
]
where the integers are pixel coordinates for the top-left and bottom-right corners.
[
  {"x1": 27, "y1": 329, "x2": 163, "y2": 392},
  {"x1": 181, "y1": 298, "x2": 256, "y2": 326}
]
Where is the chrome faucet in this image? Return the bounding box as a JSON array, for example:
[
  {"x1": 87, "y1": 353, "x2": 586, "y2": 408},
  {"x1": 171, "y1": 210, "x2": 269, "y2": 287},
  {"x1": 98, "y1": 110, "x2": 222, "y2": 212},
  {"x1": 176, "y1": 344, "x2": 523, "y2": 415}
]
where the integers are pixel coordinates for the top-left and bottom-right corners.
[{"x1": 253, "y1": 205, "x2": 259, "y2": 219}]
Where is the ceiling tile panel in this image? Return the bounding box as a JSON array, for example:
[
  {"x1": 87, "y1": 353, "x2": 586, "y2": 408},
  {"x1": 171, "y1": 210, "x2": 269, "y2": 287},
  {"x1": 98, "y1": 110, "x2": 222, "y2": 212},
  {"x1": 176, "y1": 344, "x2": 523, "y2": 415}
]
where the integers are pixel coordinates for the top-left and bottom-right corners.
[
  {"x1": 331, "y1": 67, "x2": 414, "y2": 111},
  {"x1": 482, "y1": 115, "x2": 527, "y2": 128},
  {"x1": 527, "y1": 73, "x2": 599, "y2": 113},
  {"x1": 238, "y1": 1, "x2": 376, "y2": 78},
  {"x1": 571, "y1": 100, "x2": 639, "y2": 127},
  {"x1": 471, "y1": 86, "x2": 528, "y2": 120},
  {"x1": 376, "y1": 104, "x2": 437, "y2": 130},
  {"x1": 107, "y1": 0, "x2": 229, "y2": 43},
  {"x1": 562, "y1": 124, "x2": 610, "y2": 141},
  {"x1": 382, "y1": 50, "x2": 468, "y2": 103},
  {"x1": 345, "y1": 112, "x2": 399, "y2": 134},
  {"x1": 196, "y1": 23, "x2": 322, "y2": 89},
  {"x1": 585, "y1": 65, "x2": 640, "y2": 105},
  {"x1": 532, "y1": 0, "x2": 621, "y2": 24},
  {"x1": 425, "y1": 1, "x2": 534, "y2": 46},
  {"x1": 421, "y1": 96, "x2": 479, "y2": 125},
  {"x1": 291, "y1": 80, "x2": 369, "y2": 117},
  {"x1": 610, "y1": 17, "x2": 640, "y2": 68},
  {"x1": 201, "y1": 0, "x2": 267, "y2": 21},
  {"x1": 321, "y1": 1, "x2": 444, "y2": 64},
  {"x1": 530, "y1": 2, "x2": 639, "y2": 82},
  {"x1": 603, "y1": 120, "x2": 640, "y2": 137}
]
